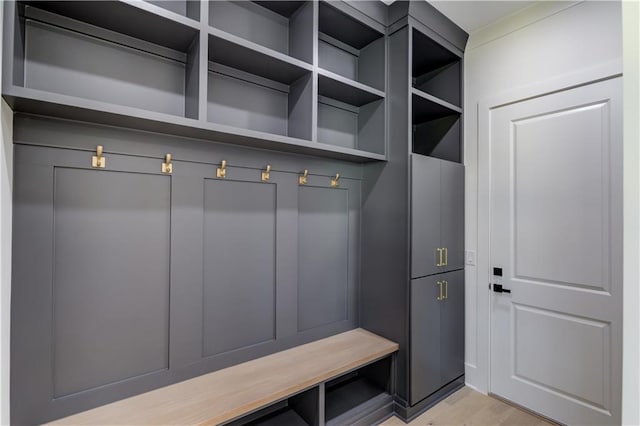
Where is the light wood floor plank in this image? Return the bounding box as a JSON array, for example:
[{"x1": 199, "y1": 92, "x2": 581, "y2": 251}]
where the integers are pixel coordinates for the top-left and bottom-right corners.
[{"x1": 380, "y1": 387, "x2": 556, "y2": 425}]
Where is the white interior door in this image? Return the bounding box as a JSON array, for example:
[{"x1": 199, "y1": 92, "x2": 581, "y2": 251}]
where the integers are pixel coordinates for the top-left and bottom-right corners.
[{"x1": 489, "y1": 78, "x2": 622, "y2": 425}]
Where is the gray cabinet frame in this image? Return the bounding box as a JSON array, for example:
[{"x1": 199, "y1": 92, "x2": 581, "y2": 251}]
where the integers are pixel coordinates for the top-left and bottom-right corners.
[
  {"x1": 1, "y1": 0, "x2": 388, "y2": 162},
  {"x1": 360, "y1": 3, "x2": 467, "y2": 418}
]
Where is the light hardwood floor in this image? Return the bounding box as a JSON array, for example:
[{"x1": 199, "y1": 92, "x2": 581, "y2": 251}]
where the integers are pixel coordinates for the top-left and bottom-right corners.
[{"x1": 381, "y1": 387, "x2": 556, "y2": 425}]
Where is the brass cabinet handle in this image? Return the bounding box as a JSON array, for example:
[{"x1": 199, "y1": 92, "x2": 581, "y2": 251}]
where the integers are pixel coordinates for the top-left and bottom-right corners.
[
  {"x1": 444, "y1": 247, "x2": 448, "y2": 266},
  {"x1": 436, "y1": 248, "x2": 443, "y2": 266},
  {"x1": 444, "y1": 280, "x2": 448, "y2": 299},
  {"x1": 437, "y1": 281, "x2": 443, "y2": 301}
]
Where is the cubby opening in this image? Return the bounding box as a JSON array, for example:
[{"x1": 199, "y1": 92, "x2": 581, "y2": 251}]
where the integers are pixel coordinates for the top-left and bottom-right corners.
[
  {"x1": 324, "y1": 357, "x2": 392, "y2": 426},
  {"x1": 14, "y1": 2, "x2": 200, "y2": 119},
  {"x1": 209, "y1": 1, "x2": 313, "y2": 64},
  {"x1": 208, "y1": 33, "x2": 313, "y2": 140},
  {"x1": 412, "y1": 91, "x2": 461, "y2": 163},
  {"x1": 412, "y1": 28, "x2": 461, "y2": 107},
  {"x1": 147, "y1": 0, "x2": 201, "y2": 21},
  {"x1": 229, "y1": 387, "x2": 319, "y2": 426},
  {"x1": 318, "y1": 1, "x2": 385, "y2": 91},
  {"x1": 317, "y1": 96, "x2": 385, "y2": 154}
]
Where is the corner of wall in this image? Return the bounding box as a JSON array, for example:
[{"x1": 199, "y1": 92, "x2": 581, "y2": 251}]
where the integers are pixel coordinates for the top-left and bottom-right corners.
[
  {"x1": 0, "y1": 97, "x2": 13, "y2": 426},
  {"x1": 622, "y1": 1, "x2": 640, "y2": 424},
  {"x1": 0, "y1": 1, "x2": 14, "y2": 422}
]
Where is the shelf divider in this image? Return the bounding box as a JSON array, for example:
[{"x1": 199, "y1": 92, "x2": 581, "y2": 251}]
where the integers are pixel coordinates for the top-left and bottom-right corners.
[
  {"x1": 412, "y1": 87, "x2": 462, "y2": 124},
  {"x1": 318, "y1": 68, "x2": 384, "y2": 107},
  {"x1": 208, "y1": 28, "x2": 312, "y2": 85}
]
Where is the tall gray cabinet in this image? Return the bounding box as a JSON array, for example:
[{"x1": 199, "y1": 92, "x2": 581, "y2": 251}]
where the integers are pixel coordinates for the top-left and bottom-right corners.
[{"x1": 361, "y1": 2, "x2": 467, "y2": 421}]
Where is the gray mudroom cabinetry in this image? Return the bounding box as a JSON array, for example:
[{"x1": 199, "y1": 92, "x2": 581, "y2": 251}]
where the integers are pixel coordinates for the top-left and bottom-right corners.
[
  {"x1": 410, "y1": 270, "x2": 465, "y2": 405},
  {"x1": 411, "y1": 154, "x2": 465, "y2": 279},
  {"x1": 361, "y1": 2, "x2": 467, "y2": 421},
  {"x1": 3, "y1": 0, "x2": 467, "y2": 423}
]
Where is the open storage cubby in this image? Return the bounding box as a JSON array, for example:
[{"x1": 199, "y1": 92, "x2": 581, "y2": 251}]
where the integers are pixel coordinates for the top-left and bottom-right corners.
[
  {"x1": 324, "y1": 357, "x2": 393, "y2": 426},
  {"x1": 227, "y1": 387, "x2": 320, "y2": 426},
  {"x1": 412, "y1": 28, "x2": 461, "y2": 108},
  {"x1": 318, "y1": 1, "x2": 385, "y2": 92},
  {"x1": 11, "y1": 2, "x2": 200, "y2": 119},
  {"x1": 147, "y1": 0, "x2": 200, "y2": 21},
  {"x1": 412, "y1": 89, "x2": 462, "y2": 163},
  {"x1": 209, "y1": 1, "x2": 313, "y2": 65},
  {"x1": 317, "y1": 95, "x2": 385, "y2": 154},
  {"x1": 207, "y1": 32, "x2": 313, "y2": 140}
]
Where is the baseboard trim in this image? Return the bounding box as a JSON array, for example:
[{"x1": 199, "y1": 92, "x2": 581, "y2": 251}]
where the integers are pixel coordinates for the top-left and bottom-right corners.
[
  {"x1": 393, "y1": 376, "x2": 465, "y2": 422},
  {"x1": 488, "y1": 392, "x2": 563, "y2": 426}
]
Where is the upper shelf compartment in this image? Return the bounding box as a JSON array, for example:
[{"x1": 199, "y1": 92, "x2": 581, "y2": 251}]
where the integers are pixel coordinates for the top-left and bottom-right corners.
[
  {"x1": 209, "y1": 1, "x2": 313, "y2": 65},
  {"x1": 22, "y1": 1, "x2": 200, "y2": 51},
  {"x1": 412, "y1": 28, "x2": 461, "y2": 108},
  {"x1": 207, "y1": 28, "x2": 312, "y2": 85},
  {"x1": 145, "y1": 0, "x2": 200, "y2": 21},
  {"x1": 12, "y1": 2, "x2": 201, "y2": 119},
  {"x1": 318, "y1": 1, "x2": 385, "y2": 93}
]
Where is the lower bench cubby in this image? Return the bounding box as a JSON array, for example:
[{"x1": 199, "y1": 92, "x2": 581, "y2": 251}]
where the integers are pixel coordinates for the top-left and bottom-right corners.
[
  {"x1": 325, "y1": 357, "x2": 394, "y2": 426},
  {"x1": 227, "y1": 387, "x2": 320, "y2": 426}
]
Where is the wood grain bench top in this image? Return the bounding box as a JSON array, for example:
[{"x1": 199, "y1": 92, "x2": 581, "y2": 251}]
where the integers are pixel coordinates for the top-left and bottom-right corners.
[{"x1": 50, "y1": 328, "x2": 399, "y2": 425}]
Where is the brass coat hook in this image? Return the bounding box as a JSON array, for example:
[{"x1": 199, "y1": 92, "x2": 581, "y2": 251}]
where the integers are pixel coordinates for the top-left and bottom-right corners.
[
  {"x1": 162, "y1": 153, "x2": 173, "y2": 174},
  {"x1": 261, "y1": 164, "x2": 271, "y2": 182},
  {"x1": 299, "y1": 169, "x2": 308, "y2": 185},
  {"x1": 331, "y1": 173, "x2": 340, "y2": 188},
  {"x1": 217, "y1": 160, "x2": 227, "y2": 178},
  {"x1": 92, "y1": 145, "x2": 105, "y2": 168}
]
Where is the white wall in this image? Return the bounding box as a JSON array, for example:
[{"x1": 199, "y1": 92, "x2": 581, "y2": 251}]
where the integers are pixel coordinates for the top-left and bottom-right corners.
[
  {"x1": 622, "y1": 1, "x2": 640, "y2": 424},
  {"x1": 463, "y1": 0, "x2": 623, "y2": 392},
  {"x1": 0, "y1": 0, "x2": 13, "y2": 422}
]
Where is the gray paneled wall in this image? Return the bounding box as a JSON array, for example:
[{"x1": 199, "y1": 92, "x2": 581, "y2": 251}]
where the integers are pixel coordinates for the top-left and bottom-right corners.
[
  {"x1": 52, "y1": 169, "x2": 171, "y2": 398},
  {"x1": 203, "y1": 179, "x2": 277, "y2": 356},
  {"x1": 298, "y1": 186, "x2": 349, "y2": 331},
  {"x1": 11, "y1": 115, "x2": 361, "y2": 424}
]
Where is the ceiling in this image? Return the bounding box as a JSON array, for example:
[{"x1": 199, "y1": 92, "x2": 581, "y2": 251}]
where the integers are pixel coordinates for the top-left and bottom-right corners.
[{"x1": 428, "y1": 1, "x2": 536, "y2": 33}]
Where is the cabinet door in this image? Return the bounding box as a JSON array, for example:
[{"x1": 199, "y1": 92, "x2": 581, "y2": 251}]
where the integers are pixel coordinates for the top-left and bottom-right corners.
[
  {"x1": 411, "y1": 154, "x2": 441, "y2": 278},
  {"x1": 440, "y1": 160, "x2": 465, "y2": 272},
  {"x1": 440, "y1": 270, "x2": 465, "y2": 385},
  {"x1": 410, "y1": 276, "x2": 442, "y2": 405}
]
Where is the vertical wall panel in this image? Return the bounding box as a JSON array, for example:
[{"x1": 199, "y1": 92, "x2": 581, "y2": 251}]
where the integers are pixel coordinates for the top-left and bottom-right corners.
[
  {"x1": 202, "y1": 179, "x2": 277, "y2": 356},
  {"x1": 297, "y1": 186, "x2": 349, "y2": 331},
  {"x1": 52, "y1": 168, "x2": 170, "y2": 397}
]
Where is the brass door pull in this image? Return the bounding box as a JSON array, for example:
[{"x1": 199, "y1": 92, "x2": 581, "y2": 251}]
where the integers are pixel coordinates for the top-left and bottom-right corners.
[
  {"x1": 443, "y1": 247, "x2": 448, "y2": 266},
  {"x1": 437, "y1": 281, "x2": 443, "y2": 301},
  {"x1": 443, "y1": 280, "x2": 448, "y2": 299},
  {"x1": 436, "y1": 248, "x2": 443, "y2": 266}
]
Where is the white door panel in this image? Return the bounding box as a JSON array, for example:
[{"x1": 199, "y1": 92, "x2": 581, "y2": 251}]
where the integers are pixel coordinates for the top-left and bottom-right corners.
[
  {"x1": 490, "y1": 78, "x2": 622, "y2": 425},
  {"x1": 513, "y1": 103, "x2": 610, "y2": 291}
]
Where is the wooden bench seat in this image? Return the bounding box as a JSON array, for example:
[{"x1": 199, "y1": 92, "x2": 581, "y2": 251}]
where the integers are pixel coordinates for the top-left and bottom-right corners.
[{"x1": 50, "y1": 329, "x2": 399, "y2": 425}]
